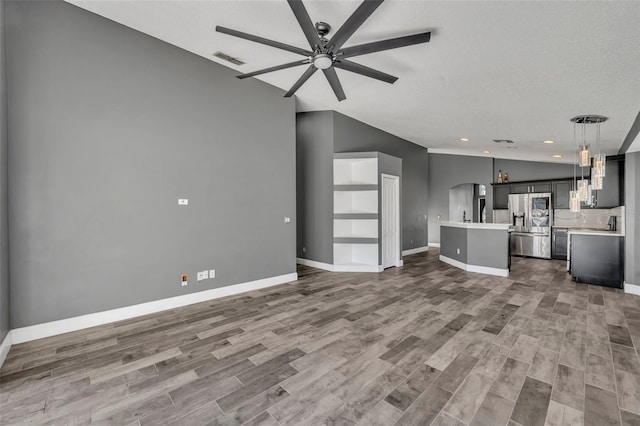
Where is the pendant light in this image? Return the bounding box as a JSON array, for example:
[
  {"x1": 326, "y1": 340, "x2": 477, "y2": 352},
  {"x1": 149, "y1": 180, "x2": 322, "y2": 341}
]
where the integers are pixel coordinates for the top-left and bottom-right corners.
[
  {"x1": 569, "y1": 123, "x2": 580, "y2": 212},
  {"x1": 570, "y1": 115, "x2": 608, "y2": 207}
]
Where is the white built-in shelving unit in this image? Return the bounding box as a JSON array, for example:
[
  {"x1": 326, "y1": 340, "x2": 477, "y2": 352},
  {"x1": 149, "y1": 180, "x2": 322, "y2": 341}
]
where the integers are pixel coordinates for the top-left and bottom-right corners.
[{"x1": 333, "y1": 154, "x2": 381, "y2": 272}]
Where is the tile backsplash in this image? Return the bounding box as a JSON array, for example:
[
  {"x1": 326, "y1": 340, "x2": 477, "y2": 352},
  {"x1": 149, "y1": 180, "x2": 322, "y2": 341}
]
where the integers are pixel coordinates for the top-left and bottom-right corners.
[
  {"x1": 554, "y1": 206, "x2": 625, "y2": 232},
  {"x1": 494, "y1": 206, "x2": 625, "y2": 233}
]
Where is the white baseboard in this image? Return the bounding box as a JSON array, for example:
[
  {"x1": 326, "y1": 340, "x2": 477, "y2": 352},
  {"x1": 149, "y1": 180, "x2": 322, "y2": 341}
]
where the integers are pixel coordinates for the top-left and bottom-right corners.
[
  {"x1": 0, "y1": 330, "x2": 12, "y2": 369},
  {"x1": 429, "y1": 243, "x2": 441, "y2": 248},
  {"x1": 333, "y1": 264, "x2": 383, "y2": 273},
  {"x1": 296, "y1": 258, "x2": 389, "y2": 273},
  {"x1": 296, "y1": 258, "x2": 335, "y2": 272},
  {"x1": 439, "y1": 255, "x2": 509, "y2": 277},
  {"x1": 10, "y1": 272, "x2": 298, "y2": 345},
  {"x1": 402, "y1": 246, "x2": 429, "y2": 256},
  {"x1": 397, "y1": 260, "x2": 404, "y2": 267},
  {"x1": 625, "y1": 282, "x2": 640, "y2": 296}
]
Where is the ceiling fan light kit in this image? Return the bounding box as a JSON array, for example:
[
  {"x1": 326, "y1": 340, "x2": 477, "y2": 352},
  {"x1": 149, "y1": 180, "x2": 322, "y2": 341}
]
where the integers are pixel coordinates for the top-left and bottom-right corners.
[{"x1": 216, "y1": 0, "x2": 431, "y2": 101}]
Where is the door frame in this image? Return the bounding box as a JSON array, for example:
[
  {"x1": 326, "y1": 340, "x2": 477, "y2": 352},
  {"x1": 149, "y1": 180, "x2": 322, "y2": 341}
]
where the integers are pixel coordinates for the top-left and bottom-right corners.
[{"x1": 381, "y1": 173, "x2": 401, "y2": 268}]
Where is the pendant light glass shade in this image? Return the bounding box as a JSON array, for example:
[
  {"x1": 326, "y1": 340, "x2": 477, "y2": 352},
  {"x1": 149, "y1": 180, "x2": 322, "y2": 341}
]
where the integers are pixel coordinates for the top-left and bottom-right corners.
[
  {"x1": 594, "y1": 153, "x2": 606, "y2": 177},
  {"x1": 569, "y1": 190, "x2": 581, "y2": 212},
  {"x1": 579, "y1": 145, "x2": 591, "y2": 167},
  {"x1": 577, "y1": 179, "x2": 590, "y2": 202},
  {"x1": 592, "y1": 166, "x2": 603, "y2": 190}
]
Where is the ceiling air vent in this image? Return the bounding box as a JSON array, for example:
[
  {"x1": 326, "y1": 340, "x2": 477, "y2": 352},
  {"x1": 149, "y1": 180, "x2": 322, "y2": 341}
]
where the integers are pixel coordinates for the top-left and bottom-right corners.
[
  {"x1": 493, "y1": 139, "x2": 514, "y2": 144},
  {"x1": 213, "y1": 51, "x2": 245, "y2": 66}
]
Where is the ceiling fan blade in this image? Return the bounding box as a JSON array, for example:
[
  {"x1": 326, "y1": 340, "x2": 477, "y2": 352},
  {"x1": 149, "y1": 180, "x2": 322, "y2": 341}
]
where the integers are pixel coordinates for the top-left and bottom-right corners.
[
  {"x1": 326, "y1": 0, "x2": 384, "y2": 51},
  {"x1": 284, "y1": 65, "x2": 317, "y2": 97},
  {"x1": 339, "y1": 31, "x2": 431, "y2": 58},
  {"x1": 322, "y1": 67, "x2": 346, "y2": 101},
  {"x1": 216, "y1": 26, "x2": 312, "y2": 56},
  {"x1": 334, "y1": 59, "x2": 397, "y2": 84},
  {"x1": 237, "y1": 60, "x2": 310, "y2": 79},
  {"x1": 287, "y1": 0, "x2": 321, "y2": 49}
]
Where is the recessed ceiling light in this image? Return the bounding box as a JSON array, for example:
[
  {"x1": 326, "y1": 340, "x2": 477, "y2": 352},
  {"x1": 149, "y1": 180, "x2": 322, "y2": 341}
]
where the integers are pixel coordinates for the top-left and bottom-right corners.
[
  {"x1": 460, "y1": 138, "x2": 469, "y2": 142},
  {"x1": 543, "y1": 140, "x2": 556, "y2": 144},
  {"x1": 483, "y1": 150, "x2": 490, "y2": 154},
  {"x1": 553, "y1": 154, "x2": 562, "y2": 158}
]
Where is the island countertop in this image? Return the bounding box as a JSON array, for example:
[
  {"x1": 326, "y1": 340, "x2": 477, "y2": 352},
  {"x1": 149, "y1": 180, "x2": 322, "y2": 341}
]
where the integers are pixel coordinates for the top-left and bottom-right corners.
[{"x1": 439, "y1": 222, "x2": 511, "y2": 230}]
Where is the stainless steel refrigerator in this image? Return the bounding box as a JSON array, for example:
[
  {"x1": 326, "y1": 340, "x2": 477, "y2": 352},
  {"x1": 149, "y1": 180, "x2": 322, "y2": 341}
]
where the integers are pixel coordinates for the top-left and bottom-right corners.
[{"x1": 509, "y1": 192, "x2": 553, "y2": 259}]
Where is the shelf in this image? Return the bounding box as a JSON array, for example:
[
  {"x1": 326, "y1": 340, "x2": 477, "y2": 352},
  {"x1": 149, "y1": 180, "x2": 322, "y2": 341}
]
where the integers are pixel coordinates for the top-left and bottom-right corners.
[
  {"x1": 334, "y1": 237, "x2": 378, "y2": 244},
  {"x1": 334, "y1": 157, "x2": 377, "y2": 185},
  {"x1": 334, "y1": 191, "x2": 378, "y2": 214},
  {"x1": 334, "y1": 219, "x2": 378, "y2": 238},
  {"x1": 334, "y1": 184, "x2": 378, "y2": 191},
  {"x1": 334, "y1": 243, "x2": 378, "y2": 266}
]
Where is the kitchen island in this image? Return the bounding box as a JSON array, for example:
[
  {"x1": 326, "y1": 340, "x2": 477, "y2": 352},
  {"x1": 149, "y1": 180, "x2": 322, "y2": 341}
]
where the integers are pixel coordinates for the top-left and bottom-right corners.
[
  {"x1": 568, "y1": 228, "x2": 624, "y2": 288},
  {"x1": 439, "y1": 222, "x2": 511, "y2": 277}
]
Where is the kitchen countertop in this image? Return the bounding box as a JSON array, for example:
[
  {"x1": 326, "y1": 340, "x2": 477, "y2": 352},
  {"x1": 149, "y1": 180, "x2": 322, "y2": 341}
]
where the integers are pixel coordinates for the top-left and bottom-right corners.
[
  {"x1": 567, "y1": 228, "x2": 624, "y2": 237},
  {"x1": 440, "y1": 222, "x2": 510, "y2": 230}
]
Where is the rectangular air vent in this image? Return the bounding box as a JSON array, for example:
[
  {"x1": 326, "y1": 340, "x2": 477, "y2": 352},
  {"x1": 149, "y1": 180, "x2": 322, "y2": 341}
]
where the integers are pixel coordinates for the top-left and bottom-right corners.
[
  {"x1": 493, "y1": 139, "x2": 514, "y2": 144},
  {"x1": 213, "y1": 51, "x2": 245, "y2": 66}
]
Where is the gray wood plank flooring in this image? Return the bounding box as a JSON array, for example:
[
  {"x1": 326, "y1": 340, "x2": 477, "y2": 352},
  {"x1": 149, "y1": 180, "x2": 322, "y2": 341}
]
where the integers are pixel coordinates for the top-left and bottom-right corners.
[{"x1": 2, "y1": 249, "x2": 640, "y2": 425}]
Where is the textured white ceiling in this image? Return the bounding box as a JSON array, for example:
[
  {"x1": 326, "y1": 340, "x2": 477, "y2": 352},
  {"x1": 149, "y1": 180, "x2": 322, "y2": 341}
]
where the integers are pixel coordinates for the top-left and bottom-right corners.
[{"x1": 67, "y1": 0, "x2": 640, "y2": 163}]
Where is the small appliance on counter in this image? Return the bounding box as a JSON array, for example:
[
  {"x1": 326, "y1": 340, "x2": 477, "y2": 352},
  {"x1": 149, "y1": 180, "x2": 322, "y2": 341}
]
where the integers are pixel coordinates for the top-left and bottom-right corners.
[
  {"x1": 607, "y1": 215, "x2": 617, "y2": 231},
  {"x1": 509, "y1": 192, "x2": 553, "y2": 259}
]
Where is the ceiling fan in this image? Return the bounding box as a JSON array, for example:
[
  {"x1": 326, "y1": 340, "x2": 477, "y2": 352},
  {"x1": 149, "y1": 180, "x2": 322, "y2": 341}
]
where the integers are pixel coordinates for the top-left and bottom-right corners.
[{"x1": 216, "y1": 0, "x2": 431, "y2": 101}]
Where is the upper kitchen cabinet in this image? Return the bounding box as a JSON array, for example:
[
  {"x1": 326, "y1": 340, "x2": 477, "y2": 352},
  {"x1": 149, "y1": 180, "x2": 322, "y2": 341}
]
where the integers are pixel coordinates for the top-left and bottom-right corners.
[
  {"x1": 509, "y1": 181, "x2": 552, "y2": 194},
  {"x1": 494, "y1": 185, "x2": 510, "y2": 209},
  {"x1": 552, "y1": 180, "x2": 572, "y2": 209},
  {"x1": 595, "y1": 155, "x2": 624, "y2": 208}
]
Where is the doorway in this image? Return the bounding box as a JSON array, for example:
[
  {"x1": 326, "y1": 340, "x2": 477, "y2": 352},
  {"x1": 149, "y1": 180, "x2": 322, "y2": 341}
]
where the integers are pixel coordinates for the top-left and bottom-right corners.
[{"x1": 382, "y1": 174, "x2": 400, "y2": 269}]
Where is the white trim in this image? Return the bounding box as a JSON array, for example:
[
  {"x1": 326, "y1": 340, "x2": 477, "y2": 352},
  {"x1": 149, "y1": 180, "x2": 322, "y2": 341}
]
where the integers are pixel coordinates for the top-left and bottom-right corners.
[
  {"x1": 333, "y1": 264, "x2": 383, "y2": 273},
  {"x1": 402, "y1": 246, "x2": 429, "y2": 256},
  {"x1": 439, "y1": 255, "x2": 509, "y2": 277},
  {"x1": 10, "y1": 273, "x2": 298, "y2": 344},
  {"x1": 625, "y1": 282, "x2": 640, "y2": 296},
  {"x1": 381, "y1": 173, "x2": 401, "y2": 269},
  {"x1": 429, "y1": 243, "x2": 441, "y2": 248},
  {"x1": 397, "y1": 260, "x2": 404, "y2": 267},
  {"x1": 0, "y1": 331, "x2": 12, "y2": 369},
  {"x1": 296, "y1": 258, "x2": 335, "y2": 272}
]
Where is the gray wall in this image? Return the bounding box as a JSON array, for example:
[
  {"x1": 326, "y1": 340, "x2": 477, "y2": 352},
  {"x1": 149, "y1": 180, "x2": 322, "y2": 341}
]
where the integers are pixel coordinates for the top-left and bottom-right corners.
[
  {"x1": 428, "y1": 154, "x2": 493, "y2": 244},
  {"x1": 333, "y1": 111, "x2": 429, "y2": 251},
  {"x1": 296, "y1": 111, "x2": 334, "y2": 264},
  {"x1": 626, "y1": 152, "x2": 640, "y2": 286},
  {"x1": 440, "y1": 226, "x2": 467, "y2": 263},
  {"x1": 296, "y1": 111, "x2": 429, "y2": 265},
  {"x1": 6, "y1": 0, "x2": 296, "y2": 328},
  {"x1": 468, "y1": 229, "x2": 509, "y2": 270},
  {"x1": 0, "y1": 1, "x2": 9, "y2": 341},
  {"x1": 494, "y1": 158, "x2": 575, "y2": 182}
]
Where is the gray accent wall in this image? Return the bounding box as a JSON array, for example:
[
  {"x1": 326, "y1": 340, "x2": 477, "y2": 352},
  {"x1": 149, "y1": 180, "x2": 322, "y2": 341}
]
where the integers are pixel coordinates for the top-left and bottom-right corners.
[
  {"x1": 6, "y1": 0, "x2": 296, "y2": 328},
  {"x1": 296, "y1": 111, "x2": 334, "y2": 265},
  {"x1": 296, "y1": 111, "x2": 429, "y2": 265},
  {"x1": 0, "y1": 0, "x2": 9, "y2": 341},
  {"x1": 626, "y1": 151, "x2": 640, "y2": 287},
  {"x1": 494, "y1": 159, "x2": 575, "y2": 182},
  {"x1": 333, "y1": 112, "x2": 428, "y2": 251},
  {"x1": 428, "y1": 154, "x2": 493, "y2": 244}
]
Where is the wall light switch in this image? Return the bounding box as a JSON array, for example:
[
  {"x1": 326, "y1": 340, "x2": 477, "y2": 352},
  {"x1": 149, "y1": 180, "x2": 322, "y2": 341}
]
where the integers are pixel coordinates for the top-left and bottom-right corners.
[
  {"x1": 284, "y1": 217, "x2": 291, "y2": 223},
  {"x1": 202, "y1": 270, "x2": 209, "y2": 280},
  {"x1": 209, "y1": 269, "x2": 215, "y2": 278},
  {"x1": 178, "y1": 199, "x2": 189, "y2": 206}
]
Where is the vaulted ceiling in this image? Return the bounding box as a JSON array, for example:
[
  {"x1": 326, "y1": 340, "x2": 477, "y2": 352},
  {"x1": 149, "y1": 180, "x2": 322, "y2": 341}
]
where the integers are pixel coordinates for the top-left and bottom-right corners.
[{"x1": 68, "y1": 0, "x2": 640, "y2": 162}]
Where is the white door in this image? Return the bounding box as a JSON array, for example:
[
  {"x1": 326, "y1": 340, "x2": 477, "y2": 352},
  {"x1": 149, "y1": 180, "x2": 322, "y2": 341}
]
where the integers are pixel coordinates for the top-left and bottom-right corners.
[{"x1": 382, "y1": 174, "x2": 400, "y2": 269}]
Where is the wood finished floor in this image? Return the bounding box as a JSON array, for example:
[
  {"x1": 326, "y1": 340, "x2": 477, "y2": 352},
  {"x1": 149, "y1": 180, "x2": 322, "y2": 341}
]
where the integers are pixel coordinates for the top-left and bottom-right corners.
[{"x1": 2, "y1": 250, "x2": 640, "y2": 426}]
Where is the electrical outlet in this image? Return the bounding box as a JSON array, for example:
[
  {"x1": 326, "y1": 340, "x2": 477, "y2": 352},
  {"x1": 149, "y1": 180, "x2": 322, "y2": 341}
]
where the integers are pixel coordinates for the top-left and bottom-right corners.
[
  {"x1": 178, "y1": 199, "x2": 189, "y2": 206},
  {"x1": 202, "y1": 270, "x2": 209, "y2": 280},
  {"x1": 196, "y1": 272, "x2": 203, "y2": 282},
  {"x1": 181, "y1": 274, "x2": 188, "y2": 286},
  {"x1": 209, "y1": 269, "x2": 215, "y2": 278},
  {"x1": 284, "y1": 217, "x2": 291, "y2": 223},
  {"x1": 456, "y1": 248, "x2": 460, "y2": 254}
]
